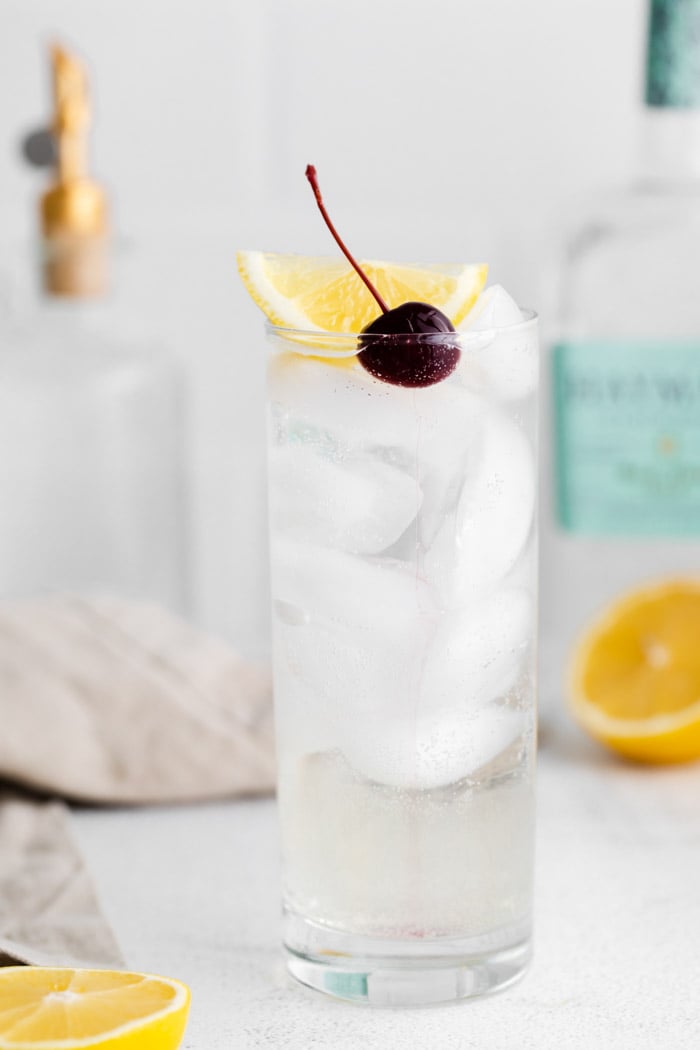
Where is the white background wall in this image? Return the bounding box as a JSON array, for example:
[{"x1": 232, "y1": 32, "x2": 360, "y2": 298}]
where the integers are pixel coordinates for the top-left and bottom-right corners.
[{"x1": 0, "y1": 0, "x2": 646, "y2": 660}]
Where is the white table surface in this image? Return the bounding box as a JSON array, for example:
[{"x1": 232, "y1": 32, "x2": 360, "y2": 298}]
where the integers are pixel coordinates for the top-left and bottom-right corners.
[{"x1": 71, "y1": 715, "x2": 700, "y2": 1050}]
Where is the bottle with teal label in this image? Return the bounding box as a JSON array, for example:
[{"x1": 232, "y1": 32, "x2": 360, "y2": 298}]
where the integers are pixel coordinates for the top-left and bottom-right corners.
[{"x1": 543, "y1": 0, "x2": 700, "y2": 716}]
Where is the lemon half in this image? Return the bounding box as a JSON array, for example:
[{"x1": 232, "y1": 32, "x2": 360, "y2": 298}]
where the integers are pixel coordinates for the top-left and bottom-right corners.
[
  {"x1": 570, "y1": 580, "x2": 700, "y2": 763},
  {"x1": 0, "y1": 968, "x2": 190, "y2": 1050}
]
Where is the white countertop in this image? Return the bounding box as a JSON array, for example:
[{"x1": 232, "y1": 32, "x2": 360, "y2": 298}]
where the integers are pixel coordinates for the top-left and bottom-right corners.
[{"x1": 72, "y1": 715, "x2": 700, "y2": 1050}]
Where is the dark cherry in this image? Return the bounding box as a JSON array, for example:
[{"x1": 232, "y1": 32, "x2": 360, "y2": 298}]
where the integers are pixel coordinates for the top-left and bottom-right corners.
[
  {"x1": 358, "y1": 302, "x2": 460, "y2": 388},
  {"x1": 305, "y1": 164, "x2": 460, "y2": 388}
]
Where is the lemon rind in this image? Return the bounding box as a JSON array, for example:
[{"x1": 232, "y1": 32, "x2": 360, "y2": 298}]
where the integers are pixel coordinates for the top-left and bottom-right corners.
[{"x1": 570, "y1": 692, "x2": 700, "y2": 740}]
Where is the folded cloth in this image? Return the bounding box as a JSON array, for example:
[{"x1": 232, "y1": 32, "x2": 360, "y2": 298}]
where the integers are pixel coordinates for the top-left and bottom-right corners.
[
  {"x1": 0, "y1": 594, "x2": 276, "y2": 804},
  {"x1": 0, "y1": 594, "x2": 276, "y2": 967},
  {"x1": 0, "y1": 792, "x2": 124, "y2": 968}
]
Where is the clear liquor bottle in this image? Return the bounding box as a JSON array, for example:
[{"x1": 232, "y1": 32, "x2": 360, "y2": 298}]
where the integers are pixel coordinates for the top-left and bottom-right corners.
[
  {"x1": 0, "y1": 45, "x2": 188, "y2": 613},
  {"x1": 542, "y1": 0, "x2": 700, "y2": 712}
]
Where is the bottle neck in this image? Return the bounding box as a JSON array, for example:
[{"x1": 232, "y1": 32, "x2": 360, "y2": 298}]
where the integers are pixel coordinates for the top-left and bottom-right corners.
[
  {"x1": 639, "y1": 107, "x2": 700, "y2": 181},
  {"x1": 640, "y1": 0, "x2": 700, "y2": 179},
  {"x1": 41, "y1": 232, "x2": 109, "y2": 298}
]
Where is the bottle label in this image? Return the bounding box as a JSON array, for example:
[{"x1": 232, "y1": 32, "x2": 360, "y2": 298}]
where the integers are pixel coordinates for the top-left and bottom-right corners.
[
  {"x1": 553, "y1": 341, "x2": 700, "y2": 535},
  {"x1": 646, "y1": 0, "x2": 700, "y2": 108}
]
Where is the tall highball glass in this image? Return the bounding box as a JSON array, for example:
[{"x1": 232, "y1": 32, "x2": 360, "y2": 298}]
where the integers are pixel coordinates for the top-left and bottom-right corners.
[{"x1": 265, "y1": 314, "x2": 538, "y2": 1006}]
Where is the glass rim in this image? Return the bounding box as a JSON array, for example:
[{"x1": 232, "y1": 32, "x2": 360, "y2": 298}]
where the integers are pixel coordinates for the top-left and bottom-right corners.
[{"x1": 265, "y1": 309, "x2": 538, "y2": 358}]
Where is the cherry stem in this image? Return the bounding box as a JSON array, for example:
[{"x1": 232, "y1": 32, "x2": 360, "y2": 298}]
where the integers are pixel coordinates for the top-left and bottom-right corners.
[{"x1": 305, "y1": 164, "x2": 389, "y2": 315}]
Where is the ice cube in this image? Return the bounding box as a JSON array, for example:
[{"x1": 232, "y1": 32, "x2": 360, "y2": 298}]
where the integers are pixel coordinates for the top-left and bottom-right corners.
[
  {"x1": 459, "y1": 286, "x2": 537, "y2": 401},
  {"x1": 268, "y1": 353, "x2": 422, "y2": 452},
  {"x1": 271, "y1": 542, "x2": 435, "y2": 749},
  {"x1": 419, "y1": 588, "x2": 533, "y2": 715},
  {"x1": 274, "y1": 613, "x2": 427, "y2": 731},
  {"x1": 271, "y1": 539, "x2": 436, "y2": 635},
  {"x1": 424, "y1": 407, "x2": 535, "y2": 607},
  {"x1": 343, "y1": 701, "x2": 527, "y2": 790},
  {"x1": 268, "y1": 444, "x2": 421, "y2": 555},
  {"x1": 467, "y1": 285, "x2": 524, "y2": 330},
  {"x1": 500, "y1": 531, "x2": 538, "y2": 593},
  {"x1": 414, "y1": 383, "x2": 486, "y2": 546},
  {"x1": 340, "y1": 587, "x2": 532, "y2": 788}
]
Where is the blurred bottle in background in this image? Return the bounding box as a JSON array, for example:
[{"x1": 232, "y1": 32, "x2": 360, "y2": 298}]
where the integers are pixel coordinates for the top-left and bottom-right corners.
[
  {"x1": 543, "y1": 0, "x2": 700, "y2": 710},
  {"x1": 0, "y1": 44, "x2": 188, "y2": 613}
]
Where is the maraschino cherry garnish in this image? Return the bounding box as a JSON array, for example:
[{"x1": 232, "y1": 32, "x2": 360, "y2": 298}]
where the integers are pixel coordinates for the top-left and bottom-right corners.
[{"x1": 305, "y1": 165, "x2": 460, "y2": 388}]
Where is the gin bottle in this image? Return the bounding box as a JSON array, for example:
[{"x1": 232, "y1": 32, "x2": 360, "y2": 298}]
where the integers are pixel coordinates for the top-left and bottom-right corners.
[
  {"x1": 0, "y1": 45, "x2": 188, "y2": 613},
  {"x1": 543, "y1": 0, "x2": 700, "y2": 711}
]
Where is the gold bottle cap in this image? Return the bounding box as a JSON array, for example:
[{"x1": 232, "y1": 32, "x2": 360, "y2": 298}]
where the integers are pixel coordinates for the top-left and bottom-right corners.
[{"x1": 40, "y1": 44, "x2": 109, "y2": 297}]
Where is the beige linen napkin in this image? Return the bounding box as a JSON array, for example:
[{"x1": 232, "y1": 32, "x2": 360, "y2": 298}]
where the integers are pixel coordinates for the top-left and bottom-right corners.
[
  {"x1": 0, "y1": 593, "x2": 276, "y2": 966},
  {"x1": 0, "y1": 594, "x2": 275, "y2": 803},
  {"x1": 0, "y1": 792, "x2": 123, "y2": 968}
]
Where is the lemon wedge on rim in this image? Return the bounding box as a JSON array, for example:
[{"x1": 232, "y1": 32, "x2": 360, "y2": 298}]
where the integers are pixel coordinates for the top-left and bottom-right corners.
[{"x1": 236, "y1": 251, "x2": 487, "y2": 333}]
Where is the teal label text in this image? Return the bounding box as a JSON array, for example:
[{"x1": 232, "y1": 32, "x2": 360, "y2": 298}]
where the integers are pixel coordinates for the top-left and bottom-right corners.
[{"x1": 553, "y1": 341, "x2": 700, "y2": 535}]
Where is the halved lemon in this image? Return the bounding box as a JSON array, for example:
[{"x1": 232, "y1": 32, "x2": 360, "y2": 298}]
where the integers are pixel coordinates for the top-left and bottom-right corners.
[
  {"x1": 236, "y1": 251, "x2": 488, "y2": 333},
  {"x1": 570, "y1": 580, "x2": 700, "y2": 763},
  {"x1": 0, "y1": 968, "x2": 190, "y2": 1050}
]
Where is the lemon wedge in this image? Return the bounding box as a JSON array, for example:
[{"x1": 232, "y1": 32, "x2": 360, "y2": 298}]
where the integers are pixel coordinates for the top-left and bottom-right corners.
[
  {"x1": 236, "y1": 251, "x2": 487, "y2": 333},
  {"x1": 0, "y1": 968, "x2": 190, "y2": 1050},
  {"x1": 570, "y1": 580, "x2": 700, "y2": 763}
]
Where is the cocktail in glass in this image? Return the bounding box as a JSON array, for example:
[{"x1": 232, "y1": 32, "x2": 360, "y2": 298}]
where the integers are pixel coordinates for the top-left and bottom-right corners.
[{"x1": 265, "y1": 307, "x2": 538, "y2": 1006}]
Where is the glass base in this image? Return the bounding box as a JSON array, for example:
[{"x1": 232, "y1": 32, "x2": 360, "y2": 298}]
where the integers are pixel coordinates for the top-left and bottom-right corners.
[{"x1": 284, "y1": 911, "x2": 531, "y2": 1007}]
